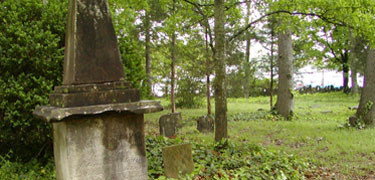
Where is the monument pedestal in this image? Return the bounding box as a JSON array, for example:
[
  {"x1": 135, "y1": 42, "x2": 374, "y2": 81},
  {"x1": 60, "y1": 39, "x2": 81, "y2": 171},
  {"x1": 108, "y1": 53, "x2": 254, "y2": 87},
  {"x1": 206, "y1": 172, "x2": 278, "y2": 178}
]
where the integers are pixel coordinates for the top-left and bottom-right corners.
[
  {"x1": 53, "y1": 112, "x2": 147, "y2": 180},
  {"x1": 34, "y1": 83, "x2": 163, "y2": 180}
]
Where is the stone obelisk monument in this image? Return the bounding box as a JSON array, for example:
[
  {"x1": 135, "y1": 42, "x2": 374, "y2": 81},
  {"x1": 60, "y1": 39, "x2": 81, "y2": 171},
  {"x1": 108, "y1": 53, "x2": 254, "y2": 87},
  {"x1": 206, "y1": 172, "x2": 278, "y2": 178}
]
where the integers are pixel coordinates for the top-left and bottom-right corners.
[{"x1": 33, "y1": 0, "x2": 162, "y2": 179}]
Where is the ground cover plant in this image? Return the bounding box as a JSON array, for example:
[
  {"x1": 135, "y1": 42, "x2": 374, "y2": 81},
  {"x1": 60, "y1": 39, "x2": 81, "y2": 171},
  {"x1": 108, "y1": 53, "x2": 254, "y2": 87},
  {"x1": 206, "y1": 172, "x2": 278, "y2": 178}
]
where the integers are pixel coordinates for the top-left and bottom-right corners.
[{"x1": 145, "y1": 92, "x2": 375, "y2": 179}]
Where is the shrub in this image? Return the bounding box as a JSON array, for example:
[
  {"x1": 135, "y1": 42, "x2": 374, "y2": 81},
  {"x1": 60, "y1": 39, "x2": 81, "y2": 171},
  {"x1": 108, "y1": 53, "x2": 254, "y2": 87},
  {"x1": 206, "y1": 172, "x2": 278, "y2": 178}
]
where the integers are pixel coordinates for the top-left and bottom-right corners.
[
  {"x1": 0, "y1": 154, "x2": 55, "y2": 180},
  {"x1": 176, "y1": 76, "x2": 204, "y2": 109},
  {"x1": 0, "y1": 0, "x2": 66, "y2": 160}
]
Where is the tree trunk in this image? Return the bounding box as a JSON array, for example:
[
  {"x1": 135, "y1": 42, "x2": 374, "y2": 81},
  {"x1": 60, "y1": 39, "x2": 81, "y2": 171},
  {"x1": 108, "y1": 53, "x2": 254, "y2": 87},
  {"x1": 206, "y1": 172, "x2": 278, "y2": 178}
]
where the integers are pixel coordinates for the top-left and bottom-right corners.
[
  {"x1": 351, "y1": 63, "x2": 358, "y2": 95},
  {"x1": 343, "y1": 65, "x2": 349, "y2": 93},
  {"x1": 275, "y1": 28, "x2": 294, "y2": 119},
  {"x1": 214, "y1": 0, "x2": 227, "y2": 142},
  {"x1": 243, "y1": 37, "x2": 251, "y2": 99},
  {"x1": 342, "y1": 55, "x2": 350, "y2": 93},
  {"x1": 205, "y1": 28, "x2": 212, "y2": 115},
  {"x1": 355, "y1": 49, "x2": 375, "y2": 126},
  {"x1": 349, "y1": 36, "x2": 359, "y2": 95},
  {"x1": 243, "y1": 1, "x2": 251, "y2": 99},
  {"x1": 170, "y1": 32, "x2": 176, "y2": 113},
  {"x1": 145, "y1": 12, "x2": 152, "y2": 95},
  {"x1": 270, "y1": 31, "x2": 275, "y2": 110}
]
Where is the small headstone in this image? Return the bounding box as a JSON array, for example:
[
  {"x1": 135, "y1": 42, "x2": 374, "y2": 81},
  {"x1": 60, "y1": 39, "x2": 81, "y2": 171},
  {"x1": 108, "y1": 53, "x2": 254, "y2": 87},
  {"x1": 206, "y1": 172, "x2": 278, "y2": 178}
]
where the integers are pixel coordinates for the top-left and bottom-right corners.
[
  {"x1": 321, "y1": 110, "x2": 333, "y2": 114},
  {"x1": 349, "y1": 116, "x2": 358, "y2": 126},
  {"x1": 159, "y1": 112, "x2": 181, "y2": 137},
  {"x1": 197, "y1": 115, "x2": 214, "y2": 133},
  {"x1": 162, "y1": 144, "x2": 194, "y2": 179},
  {"x1": 310, "y1": 105, "x2": 321, "y2": 109},
  {"x1": 348, "y1": 106, "x2": 358, "y2": 110}
]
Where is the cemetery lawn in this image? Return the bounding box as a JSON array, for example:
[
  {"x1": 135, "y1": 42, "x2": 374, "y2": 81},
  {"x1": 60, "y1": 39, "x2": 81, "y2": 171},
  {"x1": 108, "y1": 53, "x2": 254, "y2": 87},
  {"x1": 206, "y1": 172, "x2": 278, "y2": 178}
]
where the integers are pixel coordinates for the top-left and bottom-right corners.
[{"x1": 145, "y1": 92, "x2": 375, "y2": 179}]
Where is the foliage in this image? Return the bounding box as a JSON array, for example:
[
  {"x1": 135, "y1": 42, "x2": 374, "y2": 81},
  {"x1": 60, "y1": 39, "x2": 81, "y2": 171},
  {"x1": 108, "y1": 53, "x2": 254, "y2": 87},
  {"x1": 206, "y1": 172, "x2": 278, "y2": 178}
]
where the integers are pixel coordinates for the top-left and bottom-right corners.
[
  {"x1": 0, "y1": 155, "x2": 55, "y2": 180},
  {"x1": 146, "y1": 135, "x2": 313, "y2": 180},
  {"x1": 117, "y1": 36, "x2": 151, "y2": 99},
  {"x1": 176, "y1": 76, "x2": 204, "y2": 109},
  {"x1": 146, "y1": 135, "x2": 184, "y2": 178},
  {"x1": 0, "y1": 0, "x2": 66, "y2": 160}
]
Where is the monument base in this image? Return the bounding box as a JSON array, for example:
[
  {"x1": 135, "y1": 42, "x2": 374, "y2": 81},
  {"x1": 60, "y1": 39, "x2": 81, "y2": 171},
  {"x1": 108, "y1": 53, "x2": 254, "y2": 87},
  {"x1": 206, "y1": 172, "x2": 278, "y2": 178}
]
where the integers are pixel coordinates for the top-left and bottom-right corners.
[{"x1": 53, "y1": 112, "x2": 147, "y2": 180}]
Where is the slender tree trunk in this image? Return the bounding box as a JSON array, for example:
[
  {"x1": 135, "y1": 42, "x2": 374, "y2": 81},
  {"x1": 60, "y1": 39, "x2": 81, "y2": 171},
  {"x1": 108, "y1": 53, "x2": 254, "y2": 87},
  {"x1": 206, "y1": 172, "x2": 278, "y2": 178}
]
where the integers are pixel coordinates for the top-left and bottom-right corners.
[
  {"x1": 351, "y1": 63, "x2": 358, "y2": 95},
  {"x1": 275, "y1": 28, "x2": 294, "y2": 119},
  {"x1": 170, "y1": 0, "x2": 177, "y2": 113},
  {"x1": 342, "y1": 55, "x2": 350, "y2": 93},
  {"x1": 243, "y1": 37, "x2": 251, "y2": 99},
  {"x1": 350, "y1": 37, "x2": 359, "y2": 95},
  {"x1": 356, "y1": 49, "x2": 375, "y2": 126},
  {"x1": 243, "y1": 1, "x2": 251, "y2": 99},
  {"x1": 170, "y1": 32, "x2": 176, "y2": 113},
  {"x1": 205, "y1": 28, "x2": 212, "y2": 115},
  {"x1": 270, "y1": 31, "x2": 275, "y2": 110},
  {"x1": 214, "y1": 0, "x2": 227, "y2": 142},
  {"x1": 145, "y1": 12, "x2": 152, "y2": 95}
]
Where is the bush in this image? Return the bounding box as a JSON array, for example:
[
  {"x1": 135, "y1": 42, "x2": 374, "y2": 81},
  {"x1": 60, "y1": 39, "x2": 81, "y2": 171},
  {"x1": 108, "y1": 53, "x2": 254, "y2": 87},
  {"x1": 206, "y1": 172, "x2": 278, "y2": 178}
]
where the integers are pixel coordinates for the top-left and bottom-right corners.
[
  {"x1": 176, "y1": 76, "x2": 204, "y2": 109},
  {"x1": 0, "y1": 0, "x2": 66, "y2": 160},
  {"x1": 118, "y1": 36, "x2": 151, "y2": 99},
  {"x1": 0, "y1": 155, "x2": 55, "y2": 180}
]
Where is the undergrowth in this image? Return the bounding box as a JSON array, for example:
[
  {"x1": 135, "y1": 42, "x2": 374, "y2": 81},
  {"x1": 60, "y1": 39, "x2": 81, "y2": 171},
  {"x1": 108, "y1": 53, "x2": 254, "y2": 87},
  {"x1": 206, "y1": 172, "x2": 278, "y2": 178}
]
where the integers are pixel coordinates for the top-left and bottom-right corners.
[{"x1": 146, "y1": 136, "x2": 315, "y2": 180}]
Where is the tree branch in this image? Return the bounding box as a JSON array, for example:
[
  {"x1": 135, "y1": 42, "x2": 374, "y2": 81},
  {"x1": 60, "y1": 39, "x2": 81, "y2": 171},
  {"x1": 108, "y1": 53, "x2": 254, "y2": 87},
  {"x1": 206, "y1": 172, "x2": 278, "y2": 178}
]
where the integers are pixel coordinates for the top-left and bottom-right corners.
[
  {"x1": 228, "y1": 10, "x2": 350, "y2": 42},
  {"x1": 180, "y1": 0, "x2": 252, "y2": 10}
]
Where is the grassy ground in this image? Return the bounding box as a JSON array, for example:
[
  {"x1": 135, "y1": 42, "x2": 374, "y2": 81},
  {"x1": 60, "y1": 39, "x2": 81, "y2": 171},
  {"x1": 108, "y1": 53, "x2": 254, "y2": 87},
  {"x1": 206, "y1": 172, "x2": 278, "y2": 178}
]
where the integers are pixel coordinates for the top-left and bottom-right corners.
[{"x1": 145, "y1": 92, "x2": 375, "y2": 179}]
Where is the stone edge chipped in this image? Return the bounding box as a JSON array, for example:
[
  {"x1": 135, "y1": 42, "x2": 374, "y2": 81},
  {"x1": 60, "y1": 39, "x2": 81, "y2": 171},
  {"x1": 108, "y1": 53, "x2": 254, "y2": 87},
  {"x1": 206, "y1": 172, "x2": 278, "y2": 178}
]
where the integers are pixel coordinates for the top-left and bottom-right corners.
[{"x1": 33, "y1": 100, "x2": 163, "y2": 123}]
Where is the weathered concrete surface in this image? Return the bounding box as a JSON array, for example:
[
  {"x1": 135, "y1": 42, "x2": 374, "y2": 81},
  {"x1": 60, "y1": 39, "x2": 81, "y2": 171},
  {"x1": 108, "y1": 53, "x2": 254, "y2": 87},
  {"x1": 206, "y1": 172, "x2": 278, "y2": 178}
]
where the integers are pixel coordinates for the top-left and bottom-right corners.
[
  {"x1": 50, "y1": 85, "x2": 140, "y2": 107},
  {"x1": 63, "y1": 0, "x2": 125, "y2": 85},
  {"x1": 197, "y1": 115, "x2": 214, "y2": 133},
  {"x1": 50, "y1": 81, "x2": 140, "y2": 108},
  {"x1": 54, "y1": 112, "x2": 147, "y2": 180},
  {"x1": 159, "y1": 112, "x2": 181, "y2": 137},
  {"x1": 33, "y1": 100, "x2": 163, "y2": 122},
  {"x1": 162, "y1": 144, "x2": 194, "y2": 179}
]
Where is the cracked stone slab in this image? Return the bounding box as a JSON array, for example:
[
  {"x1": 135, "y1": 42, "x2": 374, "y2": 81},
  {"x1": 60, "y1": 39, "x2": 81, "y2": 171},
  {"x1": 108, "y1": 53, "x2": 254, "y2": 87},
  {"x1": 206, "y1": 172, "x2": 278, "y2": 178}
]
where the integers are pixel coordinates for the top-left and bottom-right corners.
[{"x1": 33, "y1": 100, "x2": 163, "y2": 123}]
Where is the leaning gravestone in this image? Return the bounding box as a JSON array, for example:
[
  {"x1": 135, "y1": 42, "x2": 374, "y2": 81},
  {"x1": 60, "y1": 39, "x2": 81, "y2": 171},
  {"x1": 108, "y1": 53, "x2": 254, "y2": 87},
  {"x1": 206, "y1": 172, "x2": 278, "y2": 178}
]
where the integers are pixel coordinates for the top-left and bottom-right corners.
[
  {"x1": 33, "y1": 0, "x2": 163, "y2": 179},
  {"x1": 162, "y1": 144, "x2": 194, "y2": 179},
  {"x1": 159, "y1": 112, "x2": 181, "y2": 137},
  {"x1": 197, "y1": 115, "x2": 214, "y2": 133}
]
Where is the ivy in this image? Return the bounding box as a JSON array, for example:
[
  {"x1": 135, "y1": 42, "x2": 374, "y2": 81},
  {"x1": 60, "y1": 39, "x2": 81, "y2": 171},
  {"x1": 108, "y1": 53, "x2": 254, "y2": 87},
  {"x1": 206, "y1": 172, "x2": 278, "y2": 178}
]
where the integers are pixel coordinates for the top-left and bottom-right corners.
[{"x1": 146, "y1": 136, "x2": 314, "y2": 179}]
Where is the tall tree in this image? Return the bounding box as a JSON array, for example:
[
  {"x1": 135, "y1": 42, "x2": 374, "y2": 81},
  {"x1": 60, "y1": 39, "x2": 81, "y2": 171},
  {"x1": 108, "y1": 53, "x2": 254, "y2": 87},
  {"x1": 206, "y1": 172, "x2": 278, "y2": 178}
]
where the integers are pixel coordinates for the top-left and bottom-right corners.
[
  {"x1": 205, "y1": 27, "x2": 212, "y2": 115},
  {"x1": 243, "y1": 1, "x2": 251, "y2": 99},
  {"x1": 214, "y1": 0, "x2": 227, "y2": 142},
  {"x1": 170, "y1": 0, "x2": 177, "y2": 113},
  {"x1": 356, "y1": 49, "x2": 375, "y2": 126},
  {"x1": 350, "y1": 35, "x2": 359, "y2": 95},
  {"x1": 275, "y1": 18, "x2": 294, "y2": 119},
  {"x1": 269, "y1": 25, "x2": 276, "y2": 110},
  {"x1": 145, "y1": 11, "x2": 153, "y2": 95}
]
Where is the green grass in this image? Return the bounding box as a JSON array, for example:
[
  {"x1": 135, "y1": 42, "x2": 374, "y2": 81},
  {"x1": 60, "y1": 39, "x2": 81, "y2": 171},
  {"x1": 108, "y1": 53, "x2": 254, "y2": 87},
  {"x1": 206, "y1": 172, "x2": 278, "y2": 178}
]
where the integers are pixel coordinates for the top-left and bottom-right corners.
[{"x1": 145, "y1": 92, "x2": 375, "y2": 179}]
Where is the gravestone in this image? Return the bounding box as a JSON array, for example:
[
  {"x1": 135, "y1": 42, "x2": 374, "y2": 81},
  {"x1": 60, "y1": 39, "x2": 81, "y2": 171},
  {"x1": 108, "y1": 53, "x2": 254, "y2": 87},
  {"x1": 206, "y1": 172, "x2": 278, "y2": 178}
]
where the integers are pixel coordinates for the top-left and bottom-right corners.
[
  {"x1": 159, "y1": 112, "x2": 181, "y2": 137},
  {"x1": 321, "y1": 110, "x2": 333, "y2": 114},
  {"x1": 162, "y1": 144, "x2": 194, "y2": 179},
  {"x1": 33, "y1": 0, "x2": 163, "y2": 179},
  {"x1": 349, "y1": 116, "x2": 358, "y2": 126},
  {"x1": 197, "y1": 115, "x2": 214, "y2": 133}
]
